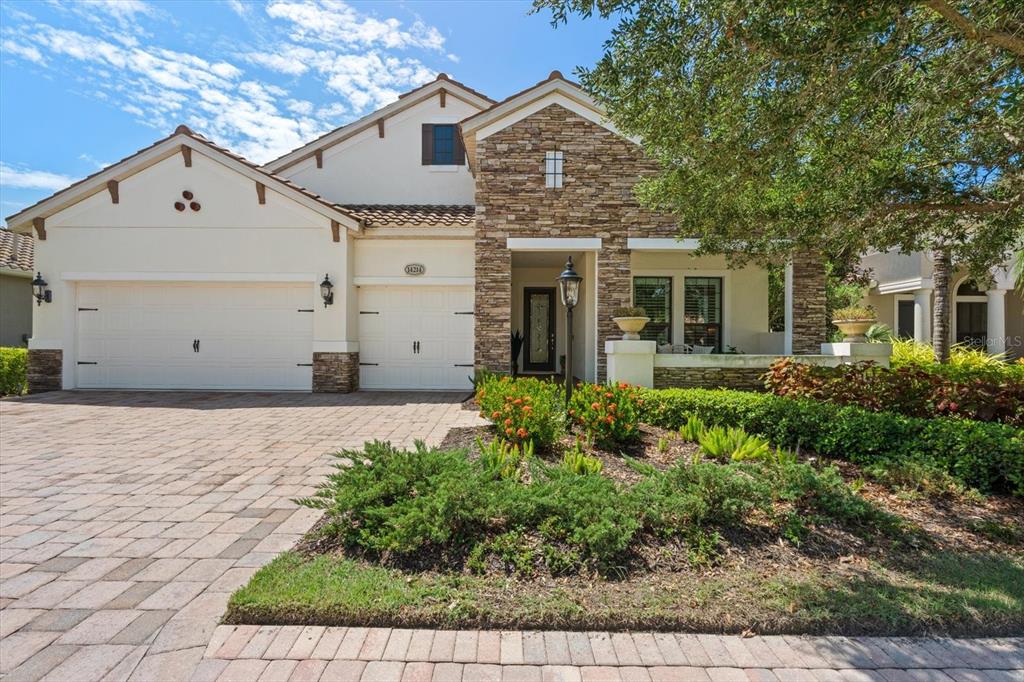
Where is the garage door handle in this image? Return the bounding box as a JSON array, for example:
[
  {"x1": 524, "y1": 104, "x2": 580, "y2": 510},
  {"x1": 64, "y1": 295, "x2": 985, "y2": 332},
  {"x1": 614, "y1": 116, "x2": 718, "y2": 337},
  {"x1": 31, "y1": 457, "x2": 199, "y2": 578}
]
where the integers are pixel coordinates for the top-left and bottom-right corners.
[
  {"x1": 454, "y1": 311, "x2": 474, "y2": 315},
  {"x1": 296, "y1": 363, "x2": 313, "y2": 367},
  {"x1": 77, "y1": 361, "x2": 98, "y2": 365},
  {"x1": 193, "y1": 339, "x2": 200, "y2": 353},
  {"x1": 360, "y1": 362, "x2": 379, "y2": 366},
  {"x1": 454, "y1": 364, "x2": 473, "y2": 367}
]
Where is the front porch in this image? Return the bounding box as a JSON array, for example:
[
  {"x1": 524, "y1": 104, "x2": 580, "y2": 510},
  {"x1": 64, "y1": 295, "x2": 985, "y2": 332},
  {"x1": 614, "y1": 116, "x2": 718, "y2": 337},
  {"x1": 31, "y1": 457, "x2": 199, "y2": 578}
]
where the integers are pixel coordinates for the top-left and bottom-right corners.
[{"x1": 477, "y1": 236, "x2": 834, "y2": 390}]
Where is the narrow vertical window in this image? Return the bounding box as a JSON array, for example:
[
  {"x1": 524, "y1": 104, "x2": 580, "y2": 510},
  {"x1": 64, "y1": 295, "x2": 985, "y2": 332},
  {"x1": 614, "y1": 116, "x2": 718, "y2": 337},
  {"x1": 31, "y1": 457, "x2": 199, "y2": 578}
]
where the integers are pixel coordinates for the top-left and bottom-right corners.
[{"x1": 545, "y1": 150, "x2": 563, "y2": 188}]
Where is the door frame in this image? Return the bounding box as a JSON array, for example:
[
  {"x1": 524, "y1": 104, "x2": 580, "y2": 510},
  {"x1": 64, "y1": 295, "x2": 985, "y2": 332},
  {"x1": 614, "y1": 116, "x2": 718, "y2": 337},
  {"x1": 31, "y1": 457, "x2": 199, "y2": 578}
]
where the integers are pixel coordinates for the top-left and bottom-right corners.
[{"x1": 522, "y1": 287, "x2": 556, "y2": 372}]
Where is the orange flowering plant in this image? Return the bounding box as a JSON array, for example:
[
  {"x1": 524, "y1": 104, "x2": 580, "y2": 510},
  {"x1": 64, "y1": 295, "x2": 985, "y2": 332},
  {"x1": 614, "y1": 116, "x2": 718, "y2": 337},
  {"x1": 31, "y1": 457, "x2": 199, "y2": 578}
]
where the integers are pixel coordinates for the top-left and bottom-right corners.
[
  {"x1": 569, "y1": 382, "x2": 641, "y2": 446},
  {"x1": 476, "y1": 375, "x2": 564, "y2": 447}
]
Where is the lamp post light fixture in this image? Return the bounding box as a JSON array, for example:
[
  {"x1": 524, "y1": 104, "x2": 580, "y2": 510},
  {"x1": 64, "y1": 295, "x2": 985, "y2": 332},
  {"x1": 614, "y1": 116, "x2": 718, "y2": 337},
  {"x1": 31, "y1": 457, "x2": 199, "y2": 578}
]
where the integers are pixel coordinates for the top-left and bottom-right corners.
[
  {"x1": 320, "y1": 273, "x2": 334, "y2": 307},
  {"x1": 557, "y1": 256, "x2": 582, "y2": 407},
  {"x1": 31, "y1": 272, "x2": 52, "y2": 306}
]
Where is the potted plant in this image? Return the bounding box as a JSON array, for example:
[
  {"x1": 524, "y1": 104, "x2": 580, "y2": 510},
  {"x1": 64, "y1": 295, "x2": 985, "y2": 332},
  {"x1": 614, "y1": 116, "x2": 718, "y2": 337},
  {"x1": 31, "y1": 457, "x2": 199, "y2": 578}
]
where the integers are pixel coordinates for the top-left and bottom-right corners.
[
  {"x1": 612, "y1": 306, "x2": 650, "y2": 340},
  {"x1": 832, "y1": 306, "x2": 877, "y2": 342}
]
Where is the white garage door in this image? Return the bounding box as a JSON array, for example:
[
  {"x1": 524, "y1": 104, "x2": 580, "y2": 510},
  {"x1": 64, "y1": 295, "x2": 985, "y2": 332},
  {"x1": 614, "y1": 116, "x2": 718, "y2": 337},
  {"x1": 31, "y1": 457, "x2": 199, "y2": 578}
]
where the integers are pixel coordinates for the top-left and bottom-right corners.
[
  {"x1": 76, "y1": 282, "x2": 314, "y2": 391},
  {"x1": 358, "y1": 286, "x2": 474, "y2": 390}
]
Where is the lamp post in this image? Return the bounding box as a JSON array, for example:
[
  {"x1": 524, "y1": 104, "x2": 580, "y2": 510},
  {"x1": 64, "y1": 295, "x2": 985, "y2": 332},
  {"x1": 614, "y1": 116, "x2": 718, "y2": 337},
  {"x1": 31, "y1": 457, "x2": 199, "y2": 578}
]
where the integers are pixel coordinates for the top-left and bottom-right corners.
[{"x1": 557, "y1": 256, "x2": 582, "y2": 408}]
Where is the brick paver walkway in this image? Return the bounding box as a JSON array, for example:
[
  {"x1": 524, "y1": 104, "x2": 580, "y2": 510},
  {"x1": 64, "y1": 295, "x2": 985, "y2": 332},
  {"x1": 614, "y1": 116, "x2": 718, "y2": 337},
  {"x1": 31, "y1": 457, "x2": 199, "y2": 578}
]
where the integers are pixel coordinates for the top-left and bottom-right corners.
[
  {"x1": 0, "y1": 391, "x2": 480, "y2": 681},
  {"x1": 1, "y1": 391, "x2": 1021, "y2": 681}
]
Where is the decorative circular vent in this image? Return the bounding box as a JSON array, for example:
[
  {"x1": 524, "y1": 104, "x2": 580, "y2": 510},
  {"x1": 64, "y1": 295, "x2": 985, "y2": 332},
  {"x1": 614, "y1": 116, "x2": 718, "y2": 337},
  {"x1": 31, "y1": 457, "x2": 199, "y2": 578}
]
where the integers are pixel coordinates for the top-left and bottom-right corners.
[{"x1": 175, "y1": 191, "x2": 200, "y2": 212}]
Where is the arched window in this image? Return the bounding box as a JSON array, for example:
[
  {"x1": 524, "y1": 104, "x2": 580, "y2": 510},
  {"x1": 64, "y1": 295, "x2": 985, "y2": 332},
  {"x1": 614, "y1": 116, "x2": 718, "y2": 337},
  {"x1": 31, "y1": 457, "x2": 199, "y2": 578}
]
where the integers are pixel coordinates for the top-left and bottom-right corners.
[{"x1": 955, "y1": 279, "x2": 987, "y2": 348}]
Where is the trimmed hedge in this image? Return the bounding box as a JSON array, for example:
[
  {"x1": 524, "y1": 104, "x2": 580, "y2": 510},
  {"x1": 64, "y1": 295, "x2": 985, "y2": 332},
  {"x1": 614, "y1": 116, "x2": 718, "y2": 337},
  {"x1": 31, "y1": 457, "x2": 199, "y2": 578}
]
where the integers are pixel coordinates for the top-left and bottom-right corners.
[
  {"x1": 638, "y1": 388, "x2": 1024, "y2": 496},
  {"x1": 0, "y1": 347, "x2": 27, "y2": 396}
]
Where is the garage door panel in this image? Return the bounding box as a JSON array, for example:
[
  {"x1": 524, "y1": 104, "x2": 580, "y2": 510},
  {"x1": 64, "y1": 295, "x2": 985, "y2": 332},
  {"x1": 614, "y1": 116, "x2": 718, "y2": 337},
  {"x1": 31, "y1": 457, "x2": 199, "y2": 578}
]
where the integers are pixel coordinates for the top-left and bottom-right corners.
[
  {"x1": 76, "y1": 282, "x2": 313, "y2": 390},
  {"x1": 358, "y1": 285, "x2": 473, "y2": 390}
]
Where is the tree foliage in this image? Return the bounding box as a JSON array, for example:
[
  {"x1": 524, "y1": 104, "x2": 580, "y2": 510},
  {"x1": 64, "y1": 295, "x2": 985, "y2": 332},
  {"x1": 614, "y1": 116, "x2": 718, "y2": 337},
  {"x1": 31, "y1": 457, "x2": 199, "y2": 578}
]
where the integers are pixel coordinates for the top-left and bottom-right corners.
[{"x1": 536, "y1": 0, "x2": 1023, "y2": 276}]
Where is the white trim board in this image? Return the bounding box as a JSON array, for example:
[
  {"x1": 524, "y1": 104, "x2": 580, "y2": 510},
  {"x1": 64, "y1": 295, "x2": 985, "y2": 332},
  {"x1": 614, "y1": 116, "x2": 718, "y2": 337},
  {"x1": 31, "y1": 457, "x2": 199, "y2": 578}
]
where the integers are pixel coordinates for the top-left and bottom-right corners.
[
  {"x1": 876, "y1": 277, "x2": 934, "y2": 295},
  {"x1": 353, "y1": 276, "x2": 474, "y2": 286},
  {"x1": 506, "y1": 237, "x2": 601, "y2": 251},
  {"x1": 61, "y1": 272, "x2": 318, "y2": 282},
  {"x1": 627, "y1": 238, "x2": 701, "y2": 251}
]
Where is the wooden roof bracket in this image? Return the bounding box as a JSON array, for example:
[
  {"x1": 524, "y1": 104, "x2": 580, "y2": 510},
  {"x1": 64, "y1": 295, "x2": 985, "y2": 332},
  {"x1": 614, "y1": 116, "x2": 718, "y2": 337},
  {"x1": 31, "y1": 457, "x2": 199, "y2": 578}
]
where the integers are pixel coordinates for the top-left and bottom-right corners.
[
  {"x1": 440, "y1": 89, "x2": 446, "y2": 108},
  {"x1": 106, "y1": 180, "x2": 119, "y2": 204},
  {"x1": 378, "y1": 119, "x2": 385, "y2": 138},
  {"x1": 181, "y1": 145, "x2": 192, "y2": 167},
  {"x1": 315, "y1": 149, "x2": 323, "y2": 169},
  {"x1": 32, "y1": 217, "x2": 46, "y2": 240},
  {"x1": 256, "y1": 182, "x2": 266, "y2": 205},
  {"x1": 331, "y1": 220, "x2": 340, "y2": 242}
]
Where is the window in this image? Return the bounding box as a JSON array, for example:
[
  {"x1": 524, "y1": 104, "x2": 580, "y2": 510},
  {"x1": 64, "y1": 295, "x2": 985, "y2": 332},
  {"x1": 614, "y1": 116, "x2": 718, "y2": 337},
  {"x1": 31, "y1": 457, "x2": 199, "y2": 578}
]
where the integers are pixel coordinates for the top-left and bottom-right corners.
[
  {"x1": 421, "y1": 124, "x2": 464, "y2": 165},
  {"x1": 683, "y1": 277, "x2": 723, "y2": 352},
  {"x1": 545, "y1": 151, "x2": 563, "y2": 188},
  {"x1": 633, "y1": 277, "x2": 671, "y2": 344},
  {"x1": 432, "y1": 125, "x2": 455, "y2": 164},
  {"x1": 897, "y1": 299, "x2": 915, "y2": 338},
  {"x1": 955, "y1": 279, "x2": 987, "y2": 348}
]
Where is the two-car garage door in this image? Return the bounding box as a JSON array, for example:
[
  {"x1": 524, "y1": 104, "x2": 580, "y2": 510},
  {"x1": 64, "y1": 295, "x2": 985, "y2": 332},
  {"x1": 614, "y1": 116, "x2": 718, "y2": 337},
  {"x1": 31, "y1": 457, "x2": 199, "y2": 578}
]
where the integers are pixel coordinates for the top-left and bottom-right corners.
[
  {"x1": 358, "y1": 286, "x2": 474, "y2": 390},
  {"x1": 76, "y1": 282, "x2": 313, "y2": 391}
]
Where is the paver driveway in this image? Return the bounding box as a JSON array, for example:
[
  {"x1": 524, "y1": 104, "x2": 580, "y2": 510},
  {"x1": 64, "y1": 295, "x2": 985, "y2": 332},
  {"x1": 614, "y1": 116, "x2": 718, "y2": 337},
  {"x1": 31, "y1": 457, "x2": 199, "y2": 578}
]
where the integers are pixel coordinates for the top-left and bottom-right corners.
[{"x1": 0, "y1": 391, "x2": 480, "y2": 681}]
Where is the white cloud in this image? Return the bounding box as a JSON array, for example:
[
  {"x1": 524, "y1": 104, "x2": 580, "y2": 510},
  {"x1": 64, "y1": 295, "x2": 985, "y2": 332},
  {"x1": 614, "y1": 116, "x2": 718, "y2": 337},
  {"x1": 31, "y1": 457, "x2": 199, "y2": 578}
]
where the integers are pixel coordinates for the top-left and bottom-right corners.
[
  {"x1": 0, "y1": 163, "x2": 78, "y2": 191},
  {"x1": 1, "y1": 39, "x2": 46, "y2": 65},
  {"x1": 79, "y1": 153, "x2": 112, "y2": 169},
  {"x1": 286, "y1": 98, "x2": 313, "y2": 115},
  {"x1": 266, "y1": 0, "x2": 445, "y2": 51},
  {"x1": 226, "y1": 0, "x2": 252, "y2": 17}
]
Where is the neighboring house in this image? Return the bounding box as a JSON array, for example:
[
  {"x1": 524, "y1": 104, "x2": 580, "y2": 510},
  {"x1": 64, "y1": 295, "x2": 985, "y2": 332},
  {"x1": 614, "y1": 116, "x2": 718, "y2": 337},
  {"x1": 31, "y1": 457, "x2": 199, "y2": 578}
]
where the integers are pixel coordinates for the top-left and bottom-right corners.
[
  {"x1": 5, "y1": 72, "x2": 828, "y2": 393},
  {"x1": 0, "y1": 229, "x2": 33, "y2": 347},
  {"x1": 861, "y1": 250, "x2": 1022, "y2": 359}
]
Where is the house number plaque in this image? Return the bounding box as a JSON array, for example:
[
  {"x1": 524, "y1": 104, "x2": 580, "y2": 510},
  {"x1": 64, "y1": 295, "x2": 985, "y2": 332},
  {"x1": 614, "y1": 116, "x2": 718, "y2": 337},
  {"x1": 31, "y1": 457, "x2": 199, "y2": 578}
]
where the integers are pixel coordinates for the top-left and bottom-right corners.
[{"x1": 404, "y1": 263, "x2": 426, "y2": 276}]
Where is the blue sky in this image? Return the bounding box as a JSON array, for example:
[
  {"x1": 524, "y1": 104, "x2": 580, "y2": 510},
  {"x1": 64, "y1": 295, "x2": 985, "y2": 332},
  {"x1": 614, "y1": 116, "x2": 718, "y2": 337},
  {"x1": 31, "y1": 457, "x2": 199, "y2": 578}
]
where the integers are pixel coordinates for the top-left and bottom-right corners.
[{"x1": 0, "y1": 0, "x2": 615, "y2": 217}]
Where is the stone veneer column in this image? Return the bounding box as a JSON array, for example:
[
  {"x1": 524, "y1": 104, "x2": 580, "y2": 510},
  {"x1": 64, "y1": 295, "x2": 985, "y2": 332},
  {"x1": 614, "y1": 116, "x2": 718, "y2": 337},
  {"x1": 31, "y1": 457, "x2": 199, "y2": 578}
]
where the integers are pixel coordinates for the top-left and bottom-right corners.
[
  {"x1": 474, "y1": 237, "x2": 511, "y2": 374},
  {"x1": 790, "y1": 252, "x2": 827, "y2": 354},
  {"x1": 596, "y1": 241, "x2": 631, "y2": 382},
  {"x1": 27, "y1": 349, "x2": 62, "y2": 393},
  {"x1": 312, "y1": 352, "x2": 359, "y2": 393}
]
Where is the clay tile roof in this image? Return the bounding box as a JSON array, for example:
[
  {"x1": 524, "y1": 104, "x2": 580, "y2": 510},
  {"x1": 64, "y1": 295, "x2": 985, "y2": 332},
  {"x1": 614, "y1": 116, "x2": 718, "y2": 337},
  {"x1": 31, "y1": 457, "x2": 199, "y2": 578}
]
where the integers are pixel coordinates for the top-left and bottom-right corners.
[
  {"x1": 0, "y1": 229, "x2": 34, "y2": 272},
  {"x1": 341, "y1": 205, "x2": 476, "y2": 227}
]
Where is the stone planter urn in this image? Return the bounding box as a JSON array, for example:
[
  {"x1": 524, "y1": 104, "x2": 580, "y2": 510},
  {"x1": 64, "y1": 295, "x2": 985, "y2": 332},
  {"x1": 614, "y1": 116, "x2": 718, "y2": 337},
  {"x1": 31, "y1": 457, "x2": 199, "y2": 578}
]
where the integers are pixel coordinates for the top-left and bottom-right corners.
[
  {"x1": 833, "y1": 319, "x2": 875, "y2": 342},
  {"x1": 613, "y1": 316, "x2": 651, "y2": 341}
]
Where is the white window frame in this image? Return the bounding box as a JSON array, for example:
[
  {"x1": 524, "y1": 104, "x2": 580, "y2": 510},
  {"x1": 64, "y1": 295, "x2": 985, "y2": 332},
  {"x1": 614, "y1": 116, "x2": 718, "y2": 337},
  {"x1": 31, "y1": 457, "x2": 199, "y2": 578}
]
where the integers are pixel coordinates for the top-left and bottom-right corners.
[{"x1": 545, "y1": 151, "x2": 564, "y2": 189}]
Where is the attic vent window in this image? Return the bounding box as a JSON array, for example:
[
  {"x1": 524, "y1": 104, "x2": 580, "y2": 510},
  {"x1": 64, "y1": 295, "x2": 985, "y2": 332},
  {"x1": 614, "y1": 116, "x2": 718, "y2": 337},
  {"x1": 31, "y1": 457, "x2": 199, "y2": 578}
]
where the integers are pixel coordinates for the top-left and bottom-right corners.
[{"x1": 545, "y1": 151, "x2": 564, "y2": 188}]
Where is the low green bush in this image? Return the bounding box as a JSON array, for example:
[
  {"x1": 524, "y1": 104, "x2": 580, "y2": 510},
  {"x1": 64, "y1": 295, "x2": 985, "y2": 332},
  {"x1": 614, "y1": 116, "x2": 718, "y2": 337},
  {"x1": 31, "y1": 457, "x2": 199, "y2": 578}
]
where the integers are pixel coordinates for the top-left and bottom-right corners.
[
  {"x1": 299, "y1": 439, "x2": 897, "y2": 575},
  {"x1": 637, "y1": 388, "x2": 1024, "y2": 496},
  {"x1": 0, "y1": 347, "x2": 27, "y2": 396}
]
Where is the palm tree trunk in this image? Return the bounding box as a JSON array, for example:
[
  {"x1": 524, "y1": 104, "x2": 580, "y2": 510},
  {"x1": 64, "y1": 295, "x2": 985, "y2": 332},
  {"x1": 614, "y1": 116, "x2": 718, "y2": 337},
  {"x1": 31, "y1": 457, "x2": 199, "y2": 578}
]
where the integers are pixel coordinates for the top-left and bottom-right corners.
[{"x1": 932, "y1": 248, "x2": 951, "y2": 363}]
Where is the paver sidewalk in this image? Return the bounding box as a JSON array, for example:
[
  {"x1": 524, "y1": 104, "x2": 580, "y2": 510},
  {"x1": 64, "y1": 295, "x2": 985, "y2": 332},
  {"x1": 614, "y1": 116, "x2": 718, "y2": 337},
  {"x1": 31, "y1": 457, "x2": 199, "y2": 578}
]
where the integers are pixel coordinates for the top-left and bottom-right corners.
[{"x1": 197, "y1": 626, "x2": 1023, "y2": 681}]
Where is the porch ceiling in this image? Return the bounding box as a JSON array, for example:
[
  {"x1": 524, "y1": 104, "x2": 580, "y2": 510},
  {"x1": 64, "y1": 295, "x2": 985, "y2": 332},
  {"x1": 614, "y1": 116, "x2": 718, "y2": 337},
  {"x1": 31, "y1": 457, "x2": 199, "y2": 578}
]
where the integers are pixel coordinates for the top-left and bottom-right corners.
[{"x1": 511, "y1": 251, "x2": 582, "y2": 268}]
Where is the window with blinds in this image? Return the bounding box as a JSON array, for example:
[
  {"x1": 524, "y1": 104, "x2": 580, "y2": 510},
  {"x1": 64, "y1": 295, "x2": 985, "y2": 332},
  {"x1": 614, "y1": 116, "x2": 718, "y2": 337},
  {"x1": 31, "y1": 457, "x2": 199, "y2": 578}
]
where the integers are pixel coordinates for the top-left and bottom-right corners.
[
  {"x1": 683, "y1": 277, "x2": 722, "y2": 352},
  {"x1": 633, "y1": 277, "x2": 671, "y2": 344}
]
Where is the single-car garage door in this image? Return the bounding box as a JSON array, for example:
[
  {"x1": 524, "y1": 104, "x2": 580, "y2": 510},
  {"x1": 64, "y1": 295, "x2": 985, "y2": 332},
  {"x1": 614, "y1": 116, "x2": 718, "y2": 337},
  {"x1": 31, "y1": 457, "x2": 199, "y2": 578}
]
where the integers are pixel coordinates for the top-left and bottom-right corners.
[
  {"x1": 358, "y1": 286, "x2": 474, "y2": 390},
  {"x1": 76, "y1": 282, "x2": 313, "y2": 390}
]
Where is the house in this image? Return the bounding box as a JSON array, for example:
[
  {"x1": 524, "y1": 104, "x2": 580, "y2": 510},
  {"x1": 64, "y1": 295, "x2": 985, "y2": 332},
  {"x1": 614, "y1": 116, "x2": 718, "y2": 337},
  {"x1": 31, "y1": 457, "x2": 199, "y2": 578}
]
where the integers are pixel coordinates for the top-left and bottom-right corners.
[
  {"x1": 0, "y1": 229, "x2": 33, "y2": 347},
  {"x1": 5, "y1": 72, "x2": 832, "y2": 394},
  {"x1": 861, "y1": 250, "x2": 1022, "y2": 358}
]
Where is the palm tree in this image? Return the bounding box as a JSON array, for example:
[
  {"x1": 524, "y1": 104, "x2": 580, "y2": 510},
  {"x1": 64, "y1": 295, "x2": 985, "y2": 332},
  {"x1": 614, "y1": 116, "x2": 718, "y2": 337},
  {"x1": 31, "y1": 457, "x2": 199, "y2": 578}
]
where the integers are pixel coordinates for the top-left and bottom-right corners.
[
  {"x1": 1015, "y1": 251, "x2": 1023, "y2": 292},
  {"x1": 932, "y1": 248, "x2": 951, "y2": 363}
]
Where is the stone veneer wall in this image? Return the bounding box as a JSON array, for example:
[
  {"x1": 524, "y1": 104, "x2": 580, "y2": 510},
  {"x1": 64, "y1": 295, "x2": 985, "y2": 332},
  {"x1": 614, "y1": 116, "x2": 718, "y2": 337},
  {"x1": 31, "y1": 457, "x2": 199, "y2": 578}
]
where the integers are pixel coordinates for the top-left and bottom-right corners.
[
  {"x1": 27, "y1": 349, "x2": 62, "y2": 393},
  {"x1": 312, "y1": 352, "x2": 359, "y2": 393},
  {"x1": 653, "y1": 366, "x2": 767, "y2": 392},
  {"x1": 791, "y1": 253, "x2": 827, "y2": 354},
  {"x1": 473, "y1": 104, "x2": 677, "y2": 381}
]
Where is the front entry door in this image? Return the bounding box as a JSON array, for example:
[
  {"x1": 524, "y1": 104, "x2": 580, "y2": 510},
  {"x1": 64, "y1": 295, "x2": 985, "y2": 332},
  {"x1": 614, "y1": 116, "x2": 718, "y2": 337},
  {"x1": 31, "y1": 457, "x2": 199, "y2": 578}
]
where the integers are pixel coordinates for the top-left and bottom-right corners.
[{"x1": 523, "y1": 287, "x2": 556, "y2": 372}]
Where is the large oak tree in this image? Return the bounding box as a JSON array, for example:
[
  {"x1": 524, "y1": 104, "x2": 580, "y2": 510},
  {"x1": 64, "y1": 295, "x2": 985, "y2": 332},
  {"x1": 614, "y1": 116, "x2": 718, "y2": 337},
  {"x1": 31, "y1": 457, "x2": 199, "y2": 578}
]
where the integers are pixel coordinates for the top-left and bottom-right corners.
[{"x1": 537, "y1": 0, "x2": 1023, "y2": 360}]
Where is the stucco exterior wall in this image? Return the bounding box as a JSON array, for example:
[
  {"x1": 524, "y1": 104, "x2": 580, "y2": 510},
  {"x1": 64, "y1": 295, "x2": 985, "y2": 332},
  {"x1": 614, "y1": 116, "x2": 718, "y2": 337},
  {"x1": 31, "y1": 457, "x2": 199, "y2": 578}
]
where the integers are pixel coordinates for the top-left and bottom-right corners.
[
  {"x1": 630, "y1": 251, "x2": 769, "y2": 354},
  {"x1": 30, "y1": 150, "x2": 353, "y2": 388},
  {"x1": 0, "y1": 273, "x2": 32, "y2": 347},
  {"x1": 353, "y1": 238, "x2": 474, "y2": 280},
  {"x1": 279, "y1": 95, "x2": 481, "y2": 205}
]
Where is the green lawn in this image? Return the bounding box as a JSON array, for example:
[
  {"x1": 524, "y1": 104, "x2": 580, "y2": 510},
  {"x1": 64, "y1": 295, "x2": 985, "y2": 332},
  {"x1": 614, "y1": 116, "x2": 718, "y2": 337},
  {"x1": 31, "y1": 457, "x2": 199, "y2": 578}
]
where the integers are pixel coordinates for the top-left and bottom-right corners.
[{"x1": 226, "y1": 549, "x2": 1024, "y2": 635}]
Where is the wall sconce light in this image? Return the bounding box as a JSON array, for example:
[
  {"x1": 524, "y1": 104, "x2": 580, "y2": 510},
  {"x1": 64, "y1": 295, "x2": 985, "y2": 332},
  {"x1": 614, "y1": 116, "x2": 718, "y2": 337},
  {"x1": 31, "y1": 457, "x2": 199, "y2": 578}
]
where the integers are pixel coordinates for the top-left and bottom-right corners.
[
  {"x1": 320, "y1": 273, "x2": 334, "y2": 307},
  {"x1": 32, "y1": 272, "x2": 52, "y2": 306}
]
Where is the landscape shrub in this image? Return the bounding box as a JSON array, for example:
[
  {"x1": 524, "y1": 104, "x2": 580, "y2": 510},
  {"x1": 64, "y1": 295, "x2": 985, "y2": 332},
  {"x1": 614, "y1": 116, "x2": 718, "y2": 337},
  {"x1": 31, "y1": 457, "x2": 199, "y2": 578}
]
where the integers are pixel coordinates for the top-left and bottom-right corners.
[
  {"x1": 476, "y1": 375, "x2": 564, "y2": 447},
  {"x1": 568, "y1": 381, "x2": 641, "y2": 446},
  {"x1": 0, "y1": 347, "x2": 27, "y2": 396},
  {"x1": 697, "y1": 426, "x2": 772, "y2": 461},
  {"x1": 891, "y1": 339, "x2": 1024, "y2": 382},
  {"x1": 764, "y1": 357, "x2": 1024, "y2": 425},
  {"x1": 300, "y1": 438, "x2": 897, "y2": 575},
  {"x1": 637, "y1": 388, "x2": 1024, "y2": 496}
]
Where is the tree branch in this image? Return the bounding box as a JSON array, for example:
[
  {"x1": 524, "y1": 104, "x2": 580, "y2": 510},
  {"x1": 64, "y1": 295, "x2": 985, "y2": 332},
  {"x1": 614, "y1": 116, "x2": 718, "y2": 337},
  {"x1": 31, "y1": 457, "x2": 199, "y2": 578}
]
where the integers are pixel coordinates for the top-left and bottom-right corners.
[
  {"x1": 880, "y1": 197, "x2": 1023, "y2": 216},
  {"x1": 921, "y1": 0, "x2": 1024, "y2": 58}
]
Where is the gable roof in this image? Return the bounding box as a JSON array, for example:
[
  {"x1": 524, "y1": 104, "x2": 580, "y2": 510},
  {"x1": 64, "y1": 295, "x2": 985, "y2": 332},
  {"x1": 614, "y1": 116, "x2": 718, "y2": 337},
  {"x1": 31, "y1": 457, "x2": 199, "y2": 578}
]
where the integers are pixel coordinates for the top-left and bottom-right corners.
[
  {"x1": 342, "y1": 205, "x2": 475, "y2": 227},
  {"x1": 5, "y1": 126, "x2": 363, "y2": 236},
  {"x1": 0, "y1": 229, "x2": 33, "y2": 274},
  {"x1": 262, "y1": 73, "x2": 494, "y2": 174},
  {"x1": 458, "y1": 71, "x2": 640, "y2": 169}
]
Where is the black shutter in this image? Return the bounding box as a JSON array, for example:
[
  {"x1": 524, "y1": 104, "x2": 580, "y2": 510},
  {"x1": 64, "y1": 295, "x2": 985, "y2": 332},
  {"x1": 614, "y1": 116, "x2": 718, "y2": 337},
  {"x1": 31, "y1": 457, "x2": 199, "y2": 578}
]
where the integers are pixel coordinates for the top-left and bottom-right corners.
[
  {"x1": 454, "y1": 127, "x2": 465, "y2": 165},
  {"x1": 422, "y1": 124, "x2": 434, "y2": 165}
]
